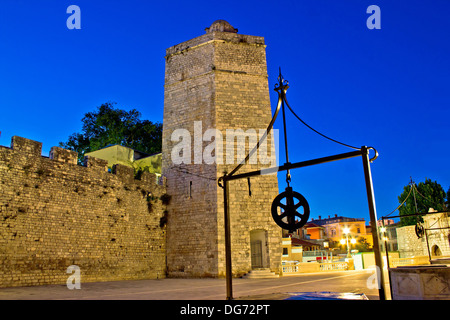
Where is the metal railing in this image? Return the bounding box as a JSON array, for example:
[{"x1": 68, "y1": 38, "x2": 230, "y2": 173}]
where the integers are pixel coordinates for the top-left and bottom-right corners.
[
  {"x1": 319, "y1": 261, "x2": 348, "y2": 271},
  {"x1": 302, "y1": 250, "x2": 329, "y2": 257},
  {"x1": 389, "y1": 255, "x2": 431, "y2": 268},
  {"x1": 282, "y1": 261, "x2": 348, "y2": 274}
]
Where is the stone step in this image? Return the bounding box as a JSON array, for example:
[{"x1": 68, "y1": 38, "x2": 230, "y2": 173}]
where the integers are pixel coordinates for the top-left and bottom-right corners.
[{"x1": 241, "y1": 268, "x2": 279, "y2": 279}]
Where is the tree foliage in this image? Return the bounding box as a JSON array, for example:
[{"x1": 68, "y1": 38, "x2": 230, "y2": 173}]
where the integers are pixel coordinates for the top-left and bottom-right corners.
[
  {"x1": 59, "y1": 102, "x2": 162, "y2": 164},
  {"x1": 447, "y1": 187, "x2": 450, "y2": 210},
  {"x1": 398, "y1": 178, "x2": 448, "y2": 226},
  {"x1": 354, "y1": 237, "x2": 372, "y2": 252}
]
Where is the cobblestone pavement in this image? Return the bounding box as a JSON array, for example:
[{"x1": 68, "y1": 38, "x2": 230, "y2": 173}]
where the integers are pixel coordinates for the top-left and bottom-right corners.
[{"x1": 0, "y1": 270, "x2": 390, "y2": 300}]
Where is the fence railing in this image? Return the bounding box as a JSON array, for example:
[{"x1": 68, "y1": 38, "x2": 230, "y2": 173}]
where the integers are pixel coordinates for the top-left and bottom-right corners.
[
  {"x1": 319, "y1": 261, "x2": 348, "y2": 271},
  {"x1": 282, "y1": 263, "x2": 299, "y2": 273},
  {"x1": 389, "y1": 255, "x2": 430, "y2": 268},
  {"x1": 302, "y1": 251, "x2": 329, "y2": 257},
  {"x1": 282, "y1": 261, "x2": 348, "y2": 274}
]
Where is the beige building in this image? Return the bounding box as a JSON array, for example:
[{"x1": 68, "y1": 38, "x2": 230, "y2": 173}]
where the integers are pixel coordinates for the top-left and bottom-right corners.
[
  {"x1": 311, "y1": 215, "x2": 373, "y2": 249},
  {"x1": 397, "y1": 209, "x2": 450, "y2": 259},
  {"x1": 281, "y1": 237, "x2": 322, "y2": 262},
  {"x1": 85, "y1": 145, "x2": 162, "y2": 181}
]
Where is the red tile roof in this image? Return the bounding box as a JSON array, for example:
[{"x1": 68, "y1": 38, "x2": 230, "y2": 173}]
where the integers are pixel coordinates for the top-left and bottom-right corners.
[
  {"x1": 304, "y1": 222, "x2": 324, "y2": 229},
  {"x1": 290, "y1": 238, "x2": 320, "y2": 247}
]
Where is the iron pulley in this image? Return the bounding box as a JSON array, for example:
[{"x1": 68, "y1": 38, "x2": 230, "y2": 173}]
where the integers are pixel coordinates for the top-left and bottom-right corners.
[
  {"x1": 415, "y1": 221, "x2": 425, "y2": 239},
  {"x1": 271, "y1": 187, "x2": 310, "y2": 232}
]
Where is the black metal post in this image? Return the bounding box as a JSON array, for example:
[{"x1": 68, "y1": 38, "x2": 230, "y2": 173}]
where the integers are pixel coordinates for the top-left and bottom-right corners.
[
  {"x1": 425, "y1": 229, "x2": 431, "y2": 261},
  {"x1": 382, "y1": 220, "x2": 394, "y2": 299},
  {"x1": 280, "y1": 90, "x2": 291, "y2": 185},
  {"x1": 382, "y1": 220, "x2": 390, "y2": 269},
  {"x1": 222, "y1": 173, "x2": 233, "y2": 300},
  {"x1": 361, "y1": 146, "x2": 387, "y2": 300}
]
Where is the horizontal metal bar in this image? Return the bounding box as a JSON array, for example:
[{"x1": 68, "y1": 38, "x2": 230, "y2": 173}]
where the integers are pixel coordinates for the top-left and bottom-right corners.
[
  {"x1": 222, "y1": 150, "x2": 363, "y2": 182},
  {"x1": 426, "y1": 226, "x2": 450, "y2": 231},
  {"x1": 381, "y1": 211, "x2": 449, "y2": 220}
]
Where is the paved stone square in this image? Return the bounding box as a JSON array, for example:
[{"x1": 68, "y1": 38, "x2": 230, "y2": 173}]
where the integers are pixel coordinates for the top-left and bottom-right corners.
[{"x1": 0, "y1": 270, "x2": 389, "y2": 300}]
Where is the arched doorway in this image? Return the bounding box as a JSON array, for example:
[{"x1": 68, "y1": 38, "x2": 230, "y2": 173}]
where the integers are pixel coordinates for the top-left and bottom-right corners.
[
  {"x1": 432, "y1": 245, "x2": 442, "y2": 257},
  {"x1": 250, "y1": 230, "x2": 268, "y2": 269}
]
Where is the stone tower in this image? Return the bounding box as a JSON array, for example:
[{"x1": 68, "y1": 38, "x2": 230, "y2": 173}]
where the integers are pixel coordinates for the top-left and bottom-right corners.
[{"x1": 162, "y1": 20, "x2": 282, "y2": 277}]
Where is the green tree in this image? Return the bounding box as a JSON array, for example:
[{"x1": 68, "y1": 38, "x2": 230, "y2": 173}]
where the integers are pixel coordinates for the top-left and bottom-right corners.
[
  {"x1": 398, "y1": 178, "x2": 448, "y2": 226},
  {"x1": 59, "y1": 102, "x2": 162, "y2": 164},
  {"x1": 354, "y1": 237, "x2": 371, "y2": 252},
  {"x1": 447, "y1": 187, "x2": 450, "y2": 210}
]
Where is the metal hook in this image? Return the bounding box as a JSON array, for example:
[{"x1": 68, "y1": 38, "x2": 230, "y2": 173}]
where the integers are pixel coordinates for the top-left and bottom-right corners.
[
  {"x1": 218, "y1": 176, "x2": 224, "y2": 188},
  {"x1": 286, "y1": 172, "x2": 291, "y2": 187},
  {"x1": 367, "y1": 146, "x2": 379, "y2": 163}
]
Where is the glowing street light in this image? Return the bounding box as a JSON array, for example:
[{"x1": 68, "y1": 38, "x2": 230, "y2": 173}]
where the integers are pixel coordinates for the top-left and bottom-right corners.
[{"x1": 341, "y1": 227, "x2": 352, "y2": 258}]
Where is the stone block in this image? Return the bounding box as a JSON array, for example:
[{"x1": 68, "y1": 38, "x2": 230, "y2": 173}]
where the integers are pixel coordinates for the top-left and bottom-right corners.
[
  {"x1": 11, "y1": 136, "x2": 42, "y2": 157},
  {"x1": 50, "y1": 147, "x2": 78, "y2": 165},
  {"x1": 112, "y1": 164, "x2": 135, "y2": 182},
  {"x1": 390, "y1": 265, "x2": 450, "y2": 300},
  {"x1": 83, "y1": 156, "x2": 108, "y2": 171}
]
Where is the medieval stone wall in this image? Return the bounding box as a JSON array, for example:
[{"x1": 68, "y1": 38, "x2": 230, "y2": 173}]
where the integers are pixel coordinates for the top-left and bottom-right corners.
[
  {"x1": 397, "y1": 212, "x2": 450, "y2": 258},
  {"x1": 396, "y1": 225, "x2": 428, "y2": 258},
  {"x1": 0, "y1": 136, "x2": 167, "y2": 288},
  {"x1": 162, "y1": 25, "x2": 282, "y2": 278}
]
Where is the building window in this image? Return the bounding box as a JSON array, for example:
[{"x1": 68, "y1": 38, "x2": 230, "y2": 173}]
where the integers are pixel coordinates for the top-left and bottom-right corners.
[
  {"x1": 282, "y1": 248, "x2": 288, "y2": 256},
  {"x1": 188, "y1": 181, "x2": 192, "y2": 198}
]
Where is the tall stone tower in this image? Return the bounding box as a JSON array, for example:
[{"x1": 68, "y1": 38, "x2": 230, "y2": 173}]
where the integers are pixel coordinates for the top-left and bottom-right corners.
[{"x1": 162, "y1": 20, "x2": 281, "y2": 278}]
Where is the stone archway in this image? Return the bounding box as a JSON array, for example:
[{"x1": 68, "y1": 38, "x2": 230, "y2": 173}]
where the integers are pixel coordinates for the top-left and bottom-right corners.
[{"x1": 432, "y1": 245, "x2": 442, "y2": 256}]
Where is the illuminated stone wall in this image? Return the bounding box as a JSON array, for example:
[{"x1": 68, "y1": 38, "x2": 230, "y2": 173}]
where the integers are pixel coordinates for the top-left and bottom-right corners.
[{"x1": 0, "y1": 136, "x2": 167, "y2": 287}]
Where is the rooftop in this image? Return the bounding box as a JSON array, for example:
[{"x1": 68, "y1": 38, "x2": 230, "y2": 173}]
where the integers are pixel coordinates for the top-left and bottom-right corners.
[
  {"x1": 205, "y1": 20, "x2": 238, "y2": 33},
  {"x1": 290, "y1": 238, "x2": 321, "y2": 247},
  {"x1": 311, "y1": 214, "x2": 365, "y2": 226}
]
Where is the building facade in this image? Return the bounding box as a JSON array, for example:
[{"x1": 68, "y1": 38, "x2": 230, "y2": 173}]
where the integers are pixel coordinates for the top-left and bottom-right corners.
[
  {"x1": 396, "y1": 210, "x2": 450, "y2": 258},
  {"x1": 162, "y1": 20, "x2": 282, "y2": 277},
  {"x1": 85, "y1": 145, "x2": 162, "y2": 182},
  {"x1": 311, "y1": 214, "x2": 373, "y2": 250}
]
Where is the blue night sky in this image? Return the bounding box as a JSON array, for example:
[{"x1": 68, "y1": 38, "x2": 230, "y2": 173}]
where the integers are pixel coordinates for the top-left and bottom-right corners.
[{"x1": 0, "y1": 0, "x2": 449, "y2": 225}]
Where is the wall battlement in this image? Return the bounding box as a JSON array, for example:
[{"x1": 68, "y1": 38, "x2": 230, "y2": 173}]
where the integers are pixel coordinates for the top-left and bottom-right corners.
[
  {"x1": 5, "y1": 136, "x2": 163, "y2": 184},
  {"x1": 0, "y1": 136, "x2": 167, "y2": 288}
]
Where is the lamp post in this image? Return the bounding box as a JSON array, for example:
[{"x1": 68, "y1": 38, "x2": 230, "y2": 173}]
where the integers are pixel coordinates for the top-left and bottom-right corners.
[
  {"x1": 342, "y1": 227, "x2": 351, "y2": 258},
  {"x1": 350, "y1": 238, "x2": 356, "y2": 251}
]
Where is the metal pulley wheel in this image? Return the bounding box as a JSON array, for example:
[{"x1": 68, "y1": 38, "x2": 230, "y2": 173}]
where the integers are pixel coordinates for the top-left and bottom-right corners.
[
  {"x1": 271, "y1": 187, "x2": 310, "y2": 232},
  {"x1": 415, "y1": 221, "x2": 425, "y2": 239}
]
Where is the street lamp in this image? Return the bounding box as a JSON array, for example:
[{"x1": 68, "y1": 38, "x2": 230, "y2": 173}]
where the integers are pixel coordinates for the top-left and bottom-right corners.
[
  {"x1": 342, "y1": 227, "x2": 351, "y2": 258},
  {"x1": 350, "y1": 238, "x2": 356, "y2": 253},
  {"x1": 379, "y1": 226, "x2": 389, "y2": 248}
]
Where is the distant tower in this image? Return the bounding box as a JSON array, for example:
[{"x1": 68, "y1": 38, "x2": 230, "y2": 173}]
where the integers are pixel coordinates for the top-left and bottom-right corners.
[{"x1": 162, "y1": 20, "x2": 281, "y2": 277}]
